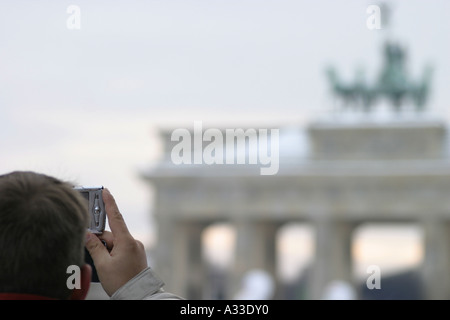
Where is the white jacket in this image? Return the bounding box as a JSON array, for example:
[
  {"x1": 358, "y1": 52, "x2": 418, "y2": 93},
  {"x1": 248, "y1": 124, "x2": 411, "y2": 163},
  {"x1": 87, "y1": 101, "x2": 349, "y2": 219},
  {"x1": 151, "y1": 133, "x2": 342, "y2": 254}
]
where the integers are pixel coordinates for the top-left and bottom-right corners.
[{"x1": 110, "y1": 267, "x2": 184, "y2": 300}]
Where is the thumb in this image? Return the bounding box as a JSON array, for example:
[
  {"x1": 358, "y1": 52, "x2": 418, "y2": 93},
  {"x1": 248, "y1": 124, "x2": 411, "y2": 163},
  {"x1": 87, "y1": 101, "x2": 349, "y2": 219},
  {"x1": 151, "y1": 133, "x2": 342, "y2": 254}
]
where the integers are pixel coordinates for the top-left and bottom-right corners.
[{"x1": 85, "y1": 232, "x2": 109, "y2": 264}]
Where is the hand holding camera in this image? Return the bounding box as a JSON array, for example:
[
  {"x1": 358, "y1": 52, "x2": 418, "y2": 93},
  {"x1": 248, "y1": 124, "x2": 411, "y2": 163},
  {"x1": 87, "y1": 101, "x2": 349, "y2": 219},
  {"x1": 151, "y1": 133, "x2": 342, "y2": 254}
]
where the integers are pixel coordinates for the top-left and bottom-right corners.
[{"x1": 84, "y1": 188, "x2": 148, "y2": 296}]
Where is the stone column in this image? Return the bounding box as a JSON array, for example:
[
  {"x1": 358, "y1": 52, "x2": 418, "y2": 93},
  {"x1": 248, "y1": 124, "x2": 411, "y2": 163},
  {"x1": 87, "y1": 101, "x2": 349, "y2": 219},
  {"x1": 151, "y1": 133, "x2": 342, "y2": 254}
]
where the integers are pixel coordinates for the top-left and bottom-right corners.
[
  {"x1": 172, "y1": 221, "x2": 207, "y2": 299},
  {"x1": 420, "y1": 219, "x2": 450, "y2": 299},
  {"x1": 310, "y1": 218, "x2": 356, "y2": 299},
  {"x1": 153, "y1": 214, "x2": 177, "y2": 293},
  {"x1": 154, "y1": 216, "x2": 207, "y2": 299},
  {"x1": 230, "y1": 219, "x2": 279, "y2": 299}
]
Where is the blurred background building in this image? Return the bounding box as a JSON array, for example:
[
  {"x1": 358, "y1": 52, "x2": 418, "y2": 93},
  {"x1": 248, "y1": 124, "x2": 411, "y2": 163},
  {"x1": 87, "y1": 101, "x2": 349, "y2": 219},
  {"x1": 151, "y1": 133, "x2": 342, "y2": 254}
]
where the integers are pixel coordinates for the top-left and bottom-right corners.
[
  {"x1": 142, "y1": 107, "x2": 450, "y2": 300},
  {"x1": 141, "y1": 3, "x2": 450, "y2": 299}
]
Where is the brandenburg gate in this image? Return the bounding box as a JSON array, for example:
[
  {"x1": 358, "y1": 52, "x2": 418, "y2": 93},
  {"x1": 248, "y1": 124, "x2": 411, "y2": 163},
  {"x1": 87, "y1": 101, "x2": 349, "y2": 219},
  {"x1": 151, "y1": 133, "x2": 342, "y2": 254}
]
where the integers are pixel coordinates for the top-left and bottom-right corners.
[
  {"x1": 141, "y1": 41, "x2": 450, "y2": 300},
  {"x1": 141, "y1": 116, "x2": 450, "y2": 299}
]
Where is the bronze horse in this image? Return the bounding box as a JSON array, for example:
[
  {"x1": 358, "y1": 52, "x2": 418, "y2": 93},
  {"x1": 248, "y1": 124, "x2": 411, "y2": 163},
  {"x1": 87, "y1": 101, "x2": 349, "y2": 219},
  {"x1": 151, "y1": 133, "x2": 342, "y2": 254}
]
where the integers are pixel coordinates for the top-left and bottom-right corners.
[{"x1": 326, "y1": 41, "x2": 432, "y2": 113}]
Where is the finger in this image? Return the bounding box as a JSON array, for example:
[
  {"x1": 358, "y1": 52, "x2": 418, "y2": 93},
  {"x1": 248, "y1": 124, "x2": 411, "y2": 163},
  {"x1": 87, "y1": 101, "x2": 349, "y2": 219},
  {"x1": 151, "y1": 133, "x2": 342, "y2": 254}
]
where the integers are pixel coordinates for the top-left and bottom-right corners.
[
  {"x1": 102, "y1": 188, "x2": 132, "y2": 240},
  {"x1": 98, "y1": 230, "x2": 114, "y2": 250},
  {"x1": 85, "y1": 232, "x2": 109, "y2": 264}
]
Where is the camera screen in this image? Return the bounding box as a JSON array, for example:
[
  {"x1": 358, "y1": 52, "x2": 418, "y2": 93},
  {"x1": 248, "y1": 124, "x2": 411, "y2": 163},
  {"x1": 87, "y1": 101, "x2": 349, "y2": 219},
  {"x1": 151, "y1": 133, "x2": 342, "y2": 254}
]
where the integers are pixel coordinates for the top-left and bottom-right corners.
[
  {"x1": 80, "y1": 192, "x2": 89, "y2": 200},
  {"x1": 79, "y1": 191, "x2": 89, "y2": 201},
  {"x1": 79, "y1": 191, "x2": 89, "y2": 209}
]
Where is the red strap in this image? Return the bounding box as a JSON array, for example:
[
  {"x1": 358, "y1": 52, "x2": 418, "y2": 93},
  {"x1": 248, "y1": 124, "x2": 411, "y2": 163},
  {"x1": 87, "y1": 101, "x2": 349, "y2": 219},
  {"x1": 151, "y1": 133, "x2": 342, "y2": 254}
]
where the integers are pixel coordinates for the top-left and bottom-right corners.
[{"x1": 0, "y1": 293, "x2": 57, "y2": 300}]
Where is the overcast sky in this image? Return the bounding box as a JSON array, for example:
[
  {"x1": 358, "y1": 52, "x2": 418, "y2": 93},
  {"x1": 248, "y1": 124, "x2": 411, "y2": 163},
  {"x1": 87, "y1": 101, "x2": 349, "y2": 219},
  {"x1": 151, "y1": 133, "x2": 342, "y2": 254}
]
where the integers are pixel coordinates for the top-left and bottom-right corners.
[{"x1": 1, "y1": 0, "x2": 449, "y2": 246}]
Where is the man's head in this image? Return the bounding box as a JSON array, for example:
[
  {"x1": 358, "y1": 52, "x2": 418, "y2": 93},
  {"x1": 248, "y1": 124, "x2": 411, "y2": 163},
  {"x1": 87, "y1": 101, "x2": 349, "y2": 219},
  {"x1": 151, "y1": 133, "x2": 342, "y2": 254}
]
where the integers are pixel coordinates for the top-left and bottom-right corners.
[{"x1": 0, "y1": 171, "x2": 92, "y2": 299}]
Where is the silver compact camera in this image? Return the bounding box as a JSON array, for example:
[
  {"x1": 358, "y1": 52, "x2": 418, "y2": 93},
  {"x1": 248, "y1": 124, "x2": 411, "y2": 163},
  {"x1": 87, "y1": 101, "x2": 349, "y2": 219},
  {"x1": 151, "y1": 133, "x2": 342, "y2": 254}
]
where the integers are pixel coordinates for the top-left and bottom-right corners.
[{"x1": 74, "y1": 186, "x2": 106, "y2": 234}]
